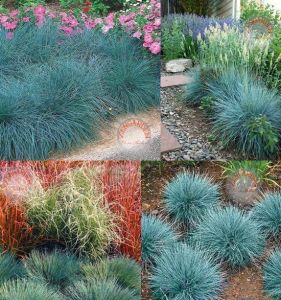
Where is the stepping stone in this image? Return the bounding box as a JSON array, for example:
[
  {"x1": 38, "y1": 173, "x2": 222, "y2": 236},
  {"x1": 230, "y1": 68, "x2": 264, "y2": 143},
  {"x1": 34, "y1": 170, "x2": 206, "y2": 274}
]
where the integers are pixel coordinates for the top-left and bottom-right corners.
[
  {"x1": 161, "y1": 75, "x2": 191, "y2": 88},
  {"x1": 161, "y1": 124, "x2": 181, "y2": 153}
]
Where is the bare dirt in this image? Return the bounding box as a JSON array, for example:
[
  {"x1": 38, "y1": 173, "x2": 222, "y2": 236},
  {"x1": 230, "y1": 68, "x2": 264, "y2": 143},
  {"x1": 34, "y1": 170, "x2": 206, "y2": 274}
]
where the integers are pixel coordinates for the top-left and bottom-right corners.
[{"x1": 141, "y1": 161, "x2": 281, "y2": 300}]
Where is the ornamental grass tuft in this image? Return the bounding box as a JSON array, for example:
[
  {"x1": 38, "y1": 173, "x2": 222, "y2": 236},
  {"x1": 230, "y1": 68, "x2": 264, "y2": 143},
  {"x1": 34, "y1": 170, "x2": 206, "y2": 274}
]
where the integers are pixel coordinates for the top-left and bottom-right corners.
[{"x1": 164, "y1": 172, "x2": 220, "y2": 225}]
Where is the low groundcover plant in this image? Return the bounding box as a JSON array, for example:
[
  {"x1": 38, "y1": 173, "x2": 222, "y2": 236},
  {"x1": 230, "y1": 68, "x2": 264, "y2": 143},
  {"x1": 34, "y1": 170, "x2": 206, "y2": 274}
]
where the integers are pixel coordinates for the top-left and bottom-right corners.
[{"x1": 0, "y1": 7, "x2": 160, "y2": 160}]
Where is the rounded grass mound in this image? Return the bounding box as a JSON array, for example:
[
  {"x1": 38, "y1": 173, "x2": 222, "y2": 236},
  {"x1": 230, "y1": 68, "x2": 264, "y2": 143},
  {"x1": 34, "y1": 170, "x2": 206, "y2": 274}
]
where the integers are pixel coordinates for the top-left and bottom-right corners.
[
  {"x1": 0, "y1": 21, "x2": 159, "y2": 160},
  {"x1": 209, "y1": 69, "x2": 281, "y2": 159},
  {"x1": 66, "y1": 279, "x2": 138, "y2": 300},
  {"x1": 150, "y1": 244, "x2": 222, "y2": 300},
  {"x1": 164, "y1": 172, "x2": 220, "y2": 225},
  {"x1": 0, "y1": 251, "x2": 23, "y2": 284},
  {"x1": 25, "y1": 167, "x2": 117, "y2": 259},
  {"x1": 141, "y1": 214, "x2": 177, "y2": 264},
  {"x1": 24, "y1": 250, "x2": 82, "y2": 288},
  {"x1": 192, "y1": 207, "x2": 265, "y2": 267},
  {"x1": 82, "y1": 256, "x2": 141, "y2": 293},
  {"x1": 252, "y1": 192, "x2": 281, "y2": 237},
  {"x1": 264, "y1": 250, "x2": 281, "y2": 299},
  {"x1": 0, "y1": 279, "x2": 64, "y2": 300}
]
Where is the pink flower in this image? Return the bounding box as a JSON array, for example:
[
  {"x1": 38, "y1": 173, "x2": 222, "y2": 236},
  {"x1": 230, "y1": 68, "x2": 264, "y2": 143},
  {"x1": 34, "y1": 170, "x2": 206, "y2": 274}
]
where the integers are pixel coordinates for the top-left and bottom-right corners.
[
  {"x1": 3, "y1": 21, "x2": 17, "y2": 30},
  {"x1": 95, "y1": 18, "x2": 102, "y2": 24},
  {"x1": 133, "y1": 31, "x2": 142, "y2": 39},
  {"x1": 149, "y1": 42, "x2": 161, "y2": 54},
  {"x1": 60, "y1": 26, "x2": 73, "y2": 34},
  {"x1": 9, "y1": 10, "x2": 19, "y2": 17},
  {"x1": 0, "y1": 16, "x2": 8, "y2": 23},
  {"x1": 6, "y1": 31, "x2": 14, "y2": 40},
  {"x1": 125, "y1": 20, "x2": 135, "y2": 30},
  {"x1": 34, "y1": 5, "x2": 46, "y2": 15},
  {"x1": 102, "y1": 24, "x2": 113, "y2": 33},
  {"x1": 22, "y1": 17, "x2": 30, "y2": 22},
  {"x1": 119, "y1": 15, "x2": 128, "y2": 25},
  {"x1": 144, "y1": 33, "x2": 153, "y2": 44},
  {"x1": 143, "y1": 24, "x2": 154, "y2": 33},
  {"x1": 154, "y1": 18, "x2": 161, "y2": 28}
]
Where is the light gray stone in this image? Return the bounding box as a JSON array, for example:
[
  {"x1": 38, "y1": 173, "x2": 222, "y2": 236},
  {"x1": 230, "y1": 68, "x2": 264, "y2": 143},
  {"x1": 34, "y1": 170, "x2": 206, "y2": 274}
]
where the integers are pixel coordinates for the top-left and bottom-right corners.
[{"x1": 165, "y1": 59, "x2": 192, "y2": 73}]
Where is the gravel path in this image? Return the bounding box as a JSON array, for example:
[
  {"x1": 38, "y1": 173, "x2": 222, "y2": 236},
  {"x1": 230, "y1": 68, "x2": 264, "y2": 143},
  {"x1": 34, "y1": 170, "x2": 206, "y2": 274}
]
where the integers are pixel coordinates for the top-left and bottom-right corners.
[
  {"x1": 161, "y1": 85, "x2": 238, "y2": 161},
  {"x1": 54, "y1": 109, "x2": 161, "y2": 161}
]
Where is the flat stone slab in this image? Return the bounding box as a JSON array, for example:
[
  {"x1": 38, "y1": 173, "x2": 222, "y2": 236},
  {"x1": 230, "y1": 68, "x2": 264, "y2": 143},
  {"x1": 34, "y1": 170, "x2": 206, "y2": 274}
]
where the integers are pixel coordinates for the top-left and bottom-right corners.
[
  {"x1": 161, "y1": 75, "x2": 191, "y2": 88},
  {"x1": 161, "y1": 124, "x2": 181, "y2": 153}
]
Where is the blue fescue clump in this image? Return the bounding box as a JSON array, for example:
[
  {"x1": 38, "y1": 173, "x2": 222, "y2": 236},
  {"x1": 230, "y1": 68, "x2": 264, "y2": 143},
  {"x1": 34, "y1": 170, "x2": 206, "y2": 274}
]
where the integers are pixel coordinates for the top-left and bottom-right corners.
[
  {"x1": 263, "y1": 250, "x2": 281, "y2": 299},
  {"x1": 24, "y1": 250, "x2": 82, "y2": 288},
  {"x1": 150, "y1": 243, "x2": 222, "y2": 300},
  {"x1": 251, "y1": 192, "x2": 281, "y2": 236},
  {"x1": 82, "y1": 256, "x2": 141, "y2": 294},
  {"x1": 0, "y1": 279, "x2": 64, "y2": 300},
  {"x1": 192, "y1": 207, "x2": 265, "y2": 267},
  {"x1": 184, "y1": 68, "x2": 212, "y2": 104},
  {"x1": 0, "y1": 21, "x2": 159, "y2": 160},
  {"x1": 66, "y1": 279, "x2": 138, "y2": 300},
  {"x1": 0, "y1": 251, "x2": 23, "y2": 284},
  {"x1": 209, "y1": 69, "x2": 281, "y2": 159},
  {"x1": 164, "y1": 172, "x2": 220, "y2": 225},
  {"x1": 141, "y1": 214, "x2": 177, "y2": 264}
]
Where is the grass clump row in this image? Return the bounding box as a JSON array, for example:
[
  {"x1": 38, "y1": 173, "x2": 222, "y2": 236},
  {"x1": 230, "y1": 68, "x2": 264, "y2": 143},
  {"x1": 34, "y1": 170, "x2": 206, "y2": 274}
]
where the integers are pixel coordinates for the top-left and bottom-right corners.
[
  {"x1": 143, "y1": 170, "x2": 281, "y2": 299},
  {"x1": 0, "y1": 20, "x2": 159, "y2": 160}
]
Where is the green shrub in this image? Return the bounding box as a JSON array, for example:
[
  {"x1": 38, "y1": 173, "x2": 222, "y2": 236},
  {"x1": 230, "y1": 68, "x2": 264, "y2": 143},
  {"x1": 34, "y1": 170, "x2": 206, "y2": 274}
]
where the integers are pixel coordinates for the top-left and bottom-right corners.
[{"x1": 25, "y1": 167, "x2": 117, "y2": 258}]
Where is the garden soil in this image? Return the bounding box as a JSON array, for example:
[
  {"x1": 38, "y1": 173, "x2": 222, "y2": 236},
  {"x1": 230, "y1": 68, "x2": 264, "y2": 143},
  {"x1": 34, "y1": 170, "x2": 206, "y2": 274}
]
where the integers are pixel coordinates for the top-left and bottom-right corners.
[{"x1": 141, "y1": 161, "x2": 281, "y2": 300}]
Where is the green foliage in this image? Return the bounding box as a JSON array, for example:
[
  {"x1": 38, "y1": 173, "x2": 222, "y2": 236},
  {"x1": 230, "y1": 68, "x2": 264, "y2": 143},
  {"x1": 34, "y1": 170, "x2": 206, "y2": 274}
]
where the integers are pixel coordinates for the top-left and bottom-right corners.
[
  {"x1": 59, "y1": 0, "x2": 82, "y2": 9},
  {"x1": 162, "y1": 20, "x2": 185, "y2": 60},
  {"x1": 263, "y1": 250, "x2": 281, "y2": 300},
  {"x1": 16, "y1": 0, "x2": 45, "y2": 8},
  {"x1": 252, "y1": 192, "x2": 281, "y2": 237},
  {"x1": 241, "y1": 0, "x2": 281, "y2": 26},
  {"x1": 164, "y1": 172, "x2": 220, "y2": 225},
  {"x1": 151, "y1": 243, "x2": 222, "y2": 300},
  {"x1": 192, "y1": 207, "x2": 265, "y2": 267},
  {"x1": 88, "y1": 0, "x2": 110, "y2": 16},
  {"x1": 66, "y1": 279, "x2": 138, "y2": 300},
  {"x1": 24, "y1": 250, "x2": 82, "y2": 288},
  {"x1": 0, "y1": 251, "x2": 23, "y2": 285},
  {"x1": 0, "y1": 279, "x2": 64, "y2": 300},
  {"x1": 223, "y1": 161, "x2": 273, "y2": 183},
  {"x1": 25, "y1": 168, "x2": 117, "y2": 258},
  {"x1": 199, "y1": 96, "x2": 215, "y2": 114},
  {"x1": 82, "y1": 256, "x2": 141, "y2": 294},
  {"x1": 141, "y1": 214, "x2": 177, "y2": 264}
]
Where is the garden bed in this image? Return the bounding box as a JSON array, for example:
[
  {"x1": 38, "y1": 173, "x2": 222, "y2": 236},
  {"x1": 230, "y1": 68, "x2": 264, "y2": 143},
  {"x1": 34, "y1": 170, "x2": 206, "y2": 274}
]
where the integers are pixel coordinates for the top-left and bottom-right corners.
[
  {"x1": 141, "y1": 160, "x2": 281, "y2": 300},
  {"x1": 0, "y1": 161, "x2": 141, "y2": 299},
  {"x1": 0, "y1": 1, "x2": 160, "y2": 160},
  {"x1": 161, "y1": 82, "x2": 238, "y2": 161},
  {"x1": 161, "y1": 2, "x2": 281, "y2": 160}
]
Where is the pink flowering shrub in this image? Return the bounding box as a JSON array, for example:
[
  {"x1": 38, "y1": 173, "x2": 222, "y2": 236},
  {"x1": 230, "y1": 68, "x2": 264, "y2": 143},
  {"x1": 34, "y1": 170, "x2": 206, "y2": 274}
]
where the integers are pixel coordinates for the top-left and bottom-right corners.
[{"x1": 0, "y1": 0, "x2": 160, "y2": 54}]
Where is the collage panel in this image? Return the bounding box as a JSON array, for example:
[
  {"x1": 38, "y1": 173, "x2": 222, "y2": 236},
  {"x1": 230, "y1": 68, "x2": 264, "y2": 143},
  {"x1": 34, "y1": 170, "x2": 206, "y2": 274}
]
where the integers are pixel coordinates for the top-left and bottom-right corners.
[
  {"x1": 0, "y1": 1, "x2": 160, "y2": 161},
  {"x1": 161, "y1": 0, "x2": 281, "y2": 161},
  {"x1": 142, "y1": 160, "x2": 281, "y2": 300},
  {"x1": 0, "y1": 161, "x2": 141, "y2": 299}
]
